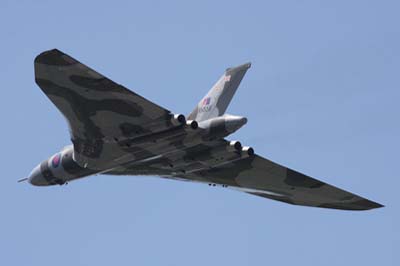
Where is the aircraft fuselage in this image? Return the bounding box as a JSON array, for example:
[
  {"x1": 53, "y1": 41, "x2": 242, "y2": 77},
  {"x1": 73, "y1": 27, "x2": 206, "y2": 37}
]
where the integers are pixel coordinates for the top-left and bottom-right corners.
[{"x1": 28, "y1": 114, "x2": 248, "y2": 186}]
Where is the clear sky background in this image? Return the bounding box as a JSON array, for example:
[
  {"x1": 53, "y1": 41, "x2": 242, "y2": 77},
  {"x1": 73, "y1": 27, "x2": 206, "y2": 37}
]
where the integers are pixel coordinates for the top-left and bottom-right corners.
[{"x1": 0, "y1": 1, "x2": 398, "y2": 265}]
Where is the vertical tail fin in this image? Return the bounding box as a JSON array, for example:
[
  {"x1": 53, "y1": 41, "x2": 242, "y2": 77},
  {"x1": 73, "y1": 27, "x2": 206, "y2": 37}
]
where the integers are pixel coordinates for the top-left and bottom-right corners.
[{"x1": 187, "y1": 62, "x2": 251, "y2": 122}]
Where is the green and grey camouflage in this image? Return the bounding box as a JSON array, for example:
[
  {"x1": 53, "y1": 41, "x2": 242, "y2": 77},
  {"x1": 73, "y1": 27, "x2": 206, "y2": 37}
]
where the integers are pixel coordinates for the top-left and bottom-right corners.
[{"x1": 25, "y1": 49, "x2": 383, "y2": 211}]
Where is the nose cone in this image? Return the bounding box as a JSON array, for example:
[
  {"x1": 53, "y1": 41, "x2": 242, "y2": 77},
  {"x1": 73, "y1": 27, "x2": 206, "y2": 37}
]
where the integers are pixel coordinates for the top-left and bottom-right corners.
[{"x1": 28, "y1": 165, "x2": 47, "y2": 186}]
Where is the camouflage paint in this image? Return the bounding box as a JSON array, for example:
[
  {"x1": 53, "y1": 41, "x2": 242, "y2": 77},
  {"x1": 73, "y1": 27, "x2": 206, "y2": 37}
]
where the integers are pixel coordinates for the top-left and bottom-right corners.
[{"x1": 28, "y1": 49, "x2": 383, "y2": 211}]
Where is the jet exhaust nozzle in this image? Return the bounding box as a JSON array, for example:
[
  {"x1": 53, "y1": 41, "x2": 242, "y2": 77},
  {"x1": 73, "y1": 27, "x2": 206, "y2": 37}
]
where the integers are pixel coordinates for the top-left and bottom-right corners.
[
  {"x1": 171, "y1": 114, "x2": 186, "y2": 126},
  {"x1": 228, "y1": 140, "x2": 242, "y2": 152},
  {"x1": 187, "y1": 120, "x2": 198, "y2": 130},
  {"x1": 242, "y1": 146, "x2": 254, "y2": 156}
]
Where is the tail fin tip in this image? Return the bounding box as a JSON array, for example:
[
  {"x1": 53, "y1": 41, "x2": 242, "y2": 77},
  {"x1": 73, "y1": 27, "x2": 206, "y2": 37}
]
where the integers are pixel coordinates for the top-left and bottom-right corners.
[{"x1": 226, "y1": 62, "x2": 251, "y2": 72}]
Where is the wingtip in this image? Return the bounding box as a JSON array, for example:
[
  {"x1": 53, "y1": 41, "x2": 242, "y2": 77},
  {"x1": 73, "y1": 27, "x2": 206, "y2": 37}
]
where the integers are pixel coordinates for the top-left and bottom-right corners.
[
  {"x1": 357, "y1": 198, "x2": 384, "y2": 210},
  {"x1": 368, "y1": 202, "x2": 385, "y2": 210},
  {"x1": 317, "y1": 198, "x2": 385, "y2": 211},
  {"x1": 34, "y1": 48, "x2": 60, "y2": 61},
  {"x1": 34, "y1": 49, "x2": 77, "y2": 66}
]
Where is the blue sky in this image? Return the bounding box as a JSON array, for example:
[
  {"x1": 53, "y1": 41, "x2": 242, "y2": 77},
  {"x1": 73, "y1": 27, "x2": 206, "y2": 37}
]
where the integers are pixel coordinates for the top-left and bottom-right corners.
[{"x1": 1, "y1": 0, "x2": 398, "y2": 265}]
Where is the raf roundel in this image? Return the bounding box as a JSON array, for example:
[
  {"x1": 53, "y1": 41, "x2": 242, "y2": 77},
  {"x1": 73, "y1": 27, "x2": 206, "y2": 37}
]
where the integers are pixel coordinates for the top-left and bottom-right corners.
[{"x1": 52, "y1": 153, "x2": 61, "y2": 168}]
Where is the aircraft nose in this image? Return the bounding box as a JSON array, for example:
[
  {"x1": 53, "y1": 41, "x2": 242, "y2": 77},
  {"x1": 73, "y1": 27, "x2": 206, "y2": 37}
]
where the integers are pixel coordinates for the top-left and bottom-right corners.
[{"x1": 28, "y1": 165, "x2": 47, "y2": 186}]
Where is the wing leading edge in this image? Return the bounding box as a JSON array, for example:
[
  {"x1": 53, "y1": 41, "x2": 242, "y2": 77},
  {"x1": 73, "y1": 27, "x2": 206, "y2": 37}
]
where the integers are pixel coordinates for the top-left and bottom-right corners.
[{"x1": 34, "y1": 49, "x2": 175, "y2": 169}]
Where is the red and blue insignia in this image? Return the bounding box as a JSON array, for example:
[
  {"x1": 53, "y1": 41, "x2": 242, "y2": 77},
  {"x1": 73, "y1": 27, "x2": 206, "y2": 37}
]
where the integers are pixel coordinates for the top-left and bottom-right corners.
[
  {"x1": 202, "y1": 97, "x2": 211, "y2": 106},
  {"x1": 52, "y1": 153, "x2": 61, "y2": 168}
]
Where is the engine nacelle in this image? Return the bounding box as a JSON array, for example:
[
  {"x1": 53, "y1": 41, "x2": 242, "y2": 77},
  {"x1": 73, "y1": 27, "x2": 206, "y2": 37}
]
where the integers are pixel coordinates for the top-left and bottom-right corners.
[
  {"x1": 186, "y1": 120, "x2": 198, "y2": 130},
  {"x1": 241, "y1": 146, "x2": 254, "y2": 156},
  {"x1": 170, "y1": 114, "x2": 186, "y2": 126},
  {"x1": 227, "y1": 140, "x2": 242, "y2": 152}
]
